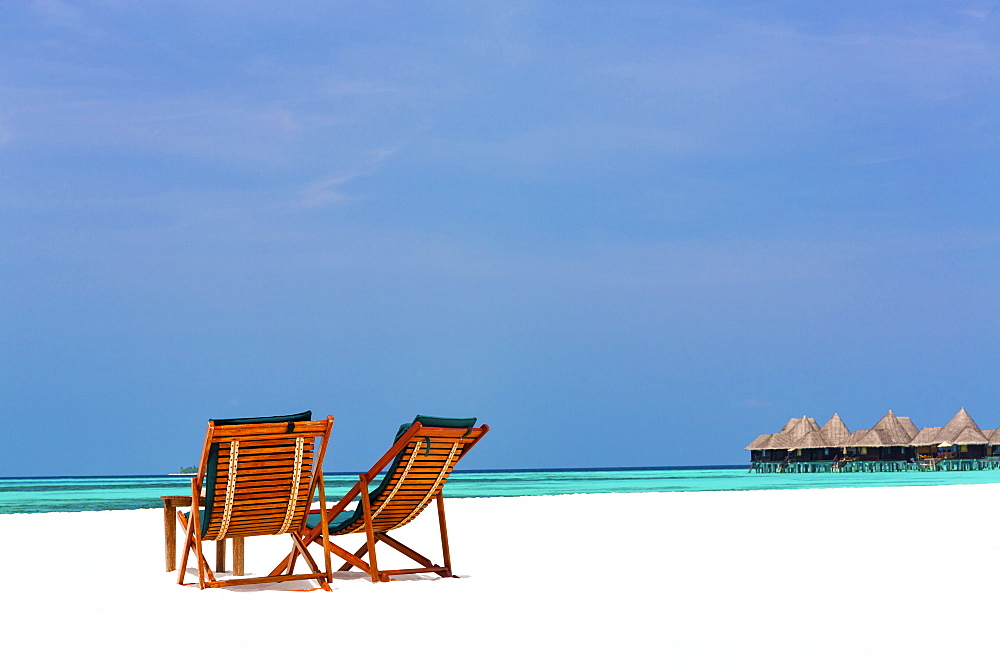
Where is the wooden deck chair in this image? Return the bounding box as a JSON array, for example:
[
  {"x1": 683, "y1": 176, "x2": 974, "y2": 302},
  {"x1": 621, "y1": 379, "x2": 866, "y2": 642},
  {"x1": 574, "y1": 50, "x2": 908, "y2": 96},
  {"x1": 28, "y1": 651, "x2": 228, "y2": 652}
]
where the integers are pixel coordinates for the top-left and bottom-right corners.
[
  {"x1": 176, "y1": 412, "x2": 335, "y2": 590},
  {"x1": 271, "y1": 416, "x2": 489, "y2": 583}
]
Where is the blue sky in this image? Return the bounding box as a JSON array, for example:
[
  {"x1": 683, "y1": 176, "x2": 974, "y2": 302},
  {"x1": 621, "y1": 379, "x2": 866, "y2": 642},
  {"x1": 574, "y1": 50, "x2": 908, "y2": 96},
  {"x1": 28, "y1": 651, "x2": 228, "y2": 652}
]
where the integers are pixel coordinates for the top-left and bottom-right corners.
[{"x1": 2, "y1": 1, "x2": 999, "y2": 475}]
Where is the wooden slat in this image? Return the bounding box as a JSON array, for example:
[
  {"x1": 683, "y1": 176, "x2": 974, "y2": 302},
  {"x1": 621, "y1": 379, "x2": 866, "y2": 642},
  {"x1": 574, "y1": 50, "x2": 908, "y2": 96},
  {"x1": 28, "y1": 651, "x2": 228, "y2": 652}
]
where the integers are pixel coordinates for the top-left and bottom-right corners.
[
  {"x1": 211, "y1": 431, "x2": 322, "y2": 442},
  {"x1": 214, "y1": 443, "x2": 312, "y2": 455},
  {"x1": 210, "y1": 420, "x2": 330, "y2": 436},
  {"x1": 212, "y1": 465, "x2": 309, "y2": 478},
  {"x1": 380, "y1": 567, "x2": 449, "y2": 575},
  {"x1": 217, "y1": 497, "x2": 311, "y2": 510},
  {"x1": 213, "y1": 467, "x2": 313, "y2": 477},
  {"x1": 218, "y1": 459, "x2": 314, "y2": 468},
  {"x1": 217, "y1": 452, "x2": 314, "y2": 464},
  {"x1": 215, "y1": 436, "x2": 317, "y2": 445},
  {"x1": 211, "y1": 472, "x2": 311, "y2": 484},
  {"x1": 208, "y1": 486, "x2": 307, "y2": 499},
  {"x1": 202, "y1": 572, "x2": 325, "y2": 588},
  {"x1": 213, "y1": 487, "x2": 308, "y2": 498},
  {"x1": 215, "y1": 453, "x2": 315, "y2": 464},
  {"x1": 406, "y1": 426, "x2": 488, "y2": 438}
]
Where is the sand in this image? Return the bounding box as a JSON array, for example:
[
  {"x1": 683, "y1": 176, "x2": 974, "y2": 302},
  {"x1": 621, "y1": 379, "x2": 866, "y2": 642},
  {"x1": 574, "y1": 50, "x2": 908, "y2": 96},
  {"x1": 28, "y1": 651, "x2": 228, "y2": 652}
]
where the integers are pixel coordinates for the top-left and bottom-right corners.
[{"x1": 2, "y1": 484, "x2": 999, "y2": 666}]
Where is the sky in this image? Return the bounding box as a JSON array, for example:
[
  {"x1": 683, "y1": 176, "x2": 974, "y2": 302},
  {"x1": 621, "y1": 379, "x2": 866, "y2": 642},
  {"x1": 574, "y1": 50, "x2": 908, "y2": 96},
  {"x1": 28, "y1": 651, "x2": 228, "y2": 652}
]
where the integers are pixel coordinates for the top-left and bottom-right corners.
[{"x1": 2, "y1": 1, "x2": 1000, "y2": 476}]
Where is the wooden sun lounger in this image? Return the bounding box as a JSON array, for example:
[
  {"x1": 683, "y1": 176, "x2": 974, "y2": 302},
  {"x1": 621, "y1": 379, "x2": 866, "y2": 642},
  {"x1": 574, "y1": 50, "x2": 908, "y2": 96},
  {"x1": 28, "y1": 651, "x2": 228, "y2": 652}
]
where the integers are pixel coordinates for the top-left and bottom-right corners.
[
  {"x1": 173, "y1": 412, "x2": 335, "y2": 590},
  {"x1": 270, "y1": 416, "x2": 489, "y2": 583}
]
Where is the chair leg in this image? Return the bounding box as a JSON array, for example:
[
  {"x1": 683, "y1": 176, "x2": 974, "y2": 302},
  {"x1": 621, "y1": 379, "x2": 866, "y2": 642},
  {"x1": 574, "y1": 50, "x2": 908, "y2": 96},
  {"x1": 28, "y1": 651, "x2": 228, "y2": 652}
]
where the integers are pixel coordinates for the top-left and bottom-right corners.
[
  {"x1": 177, "y1": 519, "x2": 194, "y2": 585},
  {"x1": 359, "y1": 474, "x2": 381, "y2": 583},
  {"x1": 317, "y1": 474, "x2": 332, "y2": 584},
  {"x1": 291, "y1": 534, "x2": 323, "y2": 573},
  {"x1": 194, "y1": 531, "x2": 208, "y2": 589},
  {"x1": 435, "y1": 492, "x2": 455, "y2": 577},
  {"x1": 290, "y1": 534, "x2": 331, "y2": 592}
]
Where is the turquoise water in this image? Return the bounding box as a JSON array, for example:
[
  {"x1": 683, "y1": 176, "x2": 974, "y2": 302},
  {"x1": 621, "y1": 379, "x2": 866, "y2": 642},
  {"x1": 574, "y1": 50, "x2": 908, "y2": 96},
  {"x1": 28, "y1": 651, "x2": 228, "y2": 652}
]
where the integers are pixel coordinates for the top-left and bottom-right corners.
[{"x1": 5, "y1": 466, "x2": 1000, "y2": 514}]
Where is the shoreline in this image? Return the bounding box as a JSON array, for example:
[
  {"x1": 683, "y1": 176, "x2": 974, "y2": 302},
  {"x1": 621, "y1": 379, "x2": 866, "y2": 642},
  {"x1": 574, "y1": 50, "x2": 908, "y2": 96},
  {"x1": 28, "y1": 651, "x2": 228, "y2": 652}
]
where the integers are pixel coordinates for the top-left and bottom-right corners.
[
  {"x1": 9, "y1": 474, "x2": 1000, "y2": 516},
  {"x1": 10, "y1": 466, "x2": 1000, "y2": 517}
]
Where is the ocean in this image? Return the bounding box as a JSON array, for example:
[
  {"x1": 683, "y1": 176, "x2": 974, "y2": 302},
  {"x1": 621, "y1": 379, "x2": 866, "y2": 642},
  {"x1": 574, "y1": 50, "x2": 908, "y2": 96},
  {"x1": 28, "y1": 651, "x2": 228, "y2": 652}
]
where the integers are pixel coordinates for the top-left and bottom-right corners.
[{"x1": 5, "y1": 465, "x2": 1000, "y2": 514}]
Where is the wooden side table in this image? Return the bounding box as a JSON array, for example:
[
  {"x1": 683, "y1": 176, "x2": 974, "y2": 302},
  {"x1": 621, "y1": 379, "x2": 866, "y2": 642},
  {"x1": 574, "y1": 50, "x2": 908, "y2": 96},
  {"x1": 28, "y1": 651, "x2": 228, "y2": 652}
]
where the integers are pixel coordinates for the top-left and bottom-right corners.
[{"x1": 162, "y1": 495, "x2": 244, "y2": 576}]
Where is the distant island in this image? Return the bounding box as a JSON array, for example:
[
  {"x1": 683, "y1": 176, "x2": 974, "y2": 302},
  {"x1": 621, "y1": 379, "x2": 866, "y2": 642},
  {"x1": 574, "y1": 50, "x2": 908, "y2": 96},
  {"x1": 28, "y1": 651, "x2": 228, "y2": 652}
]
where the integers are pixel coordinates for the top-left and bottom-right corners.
[{"x1": 177, "y1": 466, "x2": 197, "y2": 474}]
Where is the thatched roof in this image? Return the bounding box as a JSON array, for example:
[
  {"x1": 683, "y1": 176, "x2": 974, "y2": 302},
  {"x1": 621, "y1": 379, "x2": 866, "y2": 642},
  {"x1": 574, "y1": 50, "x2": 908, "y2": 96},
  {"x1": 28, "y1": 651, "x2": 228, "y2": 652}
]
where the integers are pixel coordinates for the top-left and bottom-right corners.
[
  {"x1": 847, "y1": 428, "x2": 892, "y2": 447},
  {"x1": 950, "y1": 426, "x2": 989, "y2": 445},
  {"x1": 936, "y1": 408, "x2": 988, "y2": 445},
  {"x1": 820, "y1": 413, "x2": 851, "y2": 446},
  {"x1": 748, "y1": 409, "x2": 995, "y2": 451},
  {"x1": 910, "y1": 427, "x2": 942, "y2": 446},
  {"x1": 746, "y1": 431, "x2": 798, "y2": 451},
  {"x1": 764, "y1": 430, "x2": 794, "y2": 450},
  {"x1": 779, "y1": 417, "x2": 798, "y2": 432},
  {"x1": 780, "y1": 416, "x2": 821, "y2": 440},
  {"x1": 792, "y1": 430, "x2": 830, "y2": 450},
  {"x1": 897, "y1": 416, "x2": 918, "y2": 440},
  {"x1": 870, "y1": 410, "x2": 913, "y2": 446},
  {"x1": 844, "y1": 428, "x2": 871, "y2": 445}
]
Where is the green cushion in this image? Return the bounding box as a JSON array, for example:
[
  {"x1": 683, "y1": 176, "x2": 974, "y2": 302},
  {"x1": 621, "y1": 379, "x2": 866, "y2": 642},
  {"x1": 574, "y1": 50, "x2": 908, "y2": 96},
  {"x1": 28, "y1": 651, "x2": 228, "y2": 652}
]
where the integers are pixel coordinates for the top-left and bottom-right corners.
[
  {"x1": 211, "y1": 411, "x2": 312, "y2": 426},
  {"x1": 305, "y1": 510, "x2": 357, "y2": 533},
  {"x1": 201, "y1": 411, "x2": 313, "y2": 537},
  {"x1": 318, "y1": 415, "x2": 477, "y2": 533},
  {"x1": 394, "y1": 415, "x2": 477, "y2": 441}
]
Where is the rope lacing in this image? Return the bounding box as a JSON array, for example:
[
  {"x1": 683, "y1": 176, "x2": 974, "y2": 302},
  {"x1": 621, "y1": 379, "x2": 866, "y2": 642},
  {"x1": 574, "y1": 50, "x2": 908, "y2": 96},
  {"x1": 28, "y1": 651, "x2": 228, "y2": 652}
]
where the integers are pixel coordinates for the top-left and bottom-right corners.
[
  {"x1": 278, "y1": 436, "x2": 306, "y2": 534},
  {"x1": 395, "y1": 439, "x2": 462, "y2": 528},
  {"x1": 217, "y1": 439, "x2": 240, "y2": 540},
  {"x1": 369, "y1": 442, "x2": 422, "y2": 522}
]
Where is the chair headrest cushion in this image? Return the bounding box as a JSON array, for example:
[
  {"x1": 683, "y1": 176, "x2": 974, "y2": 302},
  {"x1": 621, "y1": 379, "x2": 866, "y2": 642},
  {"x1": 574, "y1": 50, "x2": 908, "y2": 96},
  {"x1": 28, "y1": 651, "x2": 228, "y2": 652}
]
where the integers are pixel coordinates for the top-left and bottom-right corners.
[
  {"x1": 211, "y1": 411, "x2": 313, "y2": 426},
  {"x1": 395, "y1": 415, "x2": 477, "y2": 442}
]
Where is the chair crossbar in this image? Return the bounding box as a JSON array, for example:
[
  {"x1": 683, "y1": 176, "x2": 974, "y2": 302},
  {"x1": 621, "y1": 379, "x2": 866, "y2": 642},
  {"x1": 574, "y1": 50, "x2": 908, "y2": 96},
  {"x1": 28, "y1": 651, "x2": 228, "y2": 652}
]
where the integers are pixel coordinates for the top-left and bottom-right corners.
[
  {"x1": 210, "y1": 422, "x2": 329, "y2": 437},
  {"x1": 201, "y1": 572, "x2": 325, "y2": 588}
]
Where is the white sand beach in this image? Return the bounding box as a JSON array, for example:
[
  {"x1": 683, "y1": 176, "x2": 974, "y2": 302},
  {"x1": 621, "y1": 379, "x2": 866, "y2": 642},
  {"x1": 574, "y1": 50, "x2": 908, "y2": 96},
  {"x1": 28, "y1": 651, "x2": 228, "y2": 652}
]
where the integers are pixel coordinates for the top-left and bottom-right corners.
[{"x1": 2, "y1": 484, "x2": 999, "y2": 667}]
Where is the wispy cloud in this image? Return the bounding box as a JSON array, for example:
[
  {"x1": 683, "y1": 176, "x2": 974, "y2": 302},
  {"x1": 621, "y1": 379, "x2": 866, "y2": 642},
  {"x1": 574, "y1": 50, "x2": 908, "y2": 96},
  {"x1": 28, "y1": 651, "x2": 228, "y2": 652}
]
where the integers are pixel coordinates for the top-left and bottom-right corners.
[
  {"x1": 958, "y1": 2, "x2": 998, "y2": 20},
  {"x1": 295, "y1": 146, "x2": 403, "y2": 208},
  {"x1": 31, "y1": 0, "x2": 82, "y2": 24}
]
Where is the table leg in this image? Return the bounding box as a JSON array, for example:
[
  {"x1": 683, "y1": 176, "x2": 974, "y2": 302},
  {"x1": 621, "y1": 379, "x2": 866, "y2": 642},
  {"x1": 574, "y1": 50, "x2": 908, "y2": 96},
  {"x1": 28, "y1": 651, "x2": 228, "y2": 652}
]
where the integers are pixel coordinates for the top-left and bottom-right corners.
[
  {"x1": 164, "y1": 499, "x2": 176, "y2": 572},
  {"x1": 161, "y1": 495, "x2": 193, "y2": 573},
  {"x1": 216, "y1": 540, "x2": 227, "y2": 573},
  {"x1": 233, "y1": 537, "x2": 245, "y2": 576}
]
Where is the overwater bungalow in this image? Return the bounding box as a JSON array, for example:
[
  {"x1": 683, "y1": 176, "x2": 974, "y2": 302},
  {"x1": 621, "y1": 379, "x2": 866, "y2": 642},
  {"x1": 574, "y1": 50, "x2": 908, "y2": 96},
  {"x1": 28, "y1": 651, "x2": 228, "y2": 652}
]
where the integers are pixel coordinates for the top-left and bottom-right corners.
[{"x1": 747, "y1": 408, "x2": 1000, "y2": 473}]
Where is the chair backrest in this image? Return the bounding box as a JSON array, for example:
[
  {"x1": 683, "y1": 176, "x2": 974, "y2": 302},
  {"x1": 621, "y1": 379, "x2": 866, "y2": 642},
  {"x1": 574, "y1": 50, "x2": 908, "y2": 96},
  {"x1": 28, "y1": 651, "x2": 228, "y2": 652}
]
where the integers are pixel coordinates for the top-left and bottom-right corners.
[
  {"x1": 197, "y1": 413, "x2": 333, "y2": 541},
  {"x1": 334, "y1": 416, "x2": 489, "y2": 535}
]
